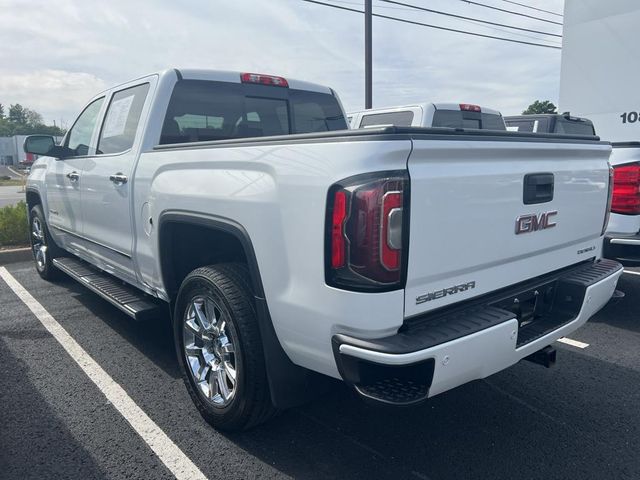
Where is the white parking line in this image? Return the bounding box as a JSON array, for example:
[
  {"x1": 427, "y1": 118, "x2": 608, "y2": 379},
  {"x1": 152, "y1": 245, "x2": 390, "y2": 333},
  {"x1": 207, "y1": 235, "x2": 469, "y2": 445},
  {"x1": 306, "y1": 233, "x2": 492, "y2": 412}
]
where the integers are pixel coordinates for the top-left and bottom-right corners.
[
  {"x1": 623, "y1": 270, "x2": 640, "y2": 276},
  {"x1": 0, "y1": 267, "x2": 208, "y2": 480},
  {"x1": 557, "y1": 337, "x2": 589, "y2": 349}
]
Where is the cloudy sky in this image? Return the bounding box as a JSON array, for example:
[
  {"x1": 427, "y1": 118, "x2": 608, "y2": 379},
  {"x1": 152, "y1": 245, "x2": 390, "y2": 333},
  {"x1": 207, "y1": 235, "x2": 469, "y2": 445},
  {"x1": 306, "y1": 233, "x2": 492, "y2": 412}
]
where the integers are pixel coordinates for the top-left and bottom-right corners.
[{"x1": 0, "y1": 0, "x2": 564, "y2": 126}]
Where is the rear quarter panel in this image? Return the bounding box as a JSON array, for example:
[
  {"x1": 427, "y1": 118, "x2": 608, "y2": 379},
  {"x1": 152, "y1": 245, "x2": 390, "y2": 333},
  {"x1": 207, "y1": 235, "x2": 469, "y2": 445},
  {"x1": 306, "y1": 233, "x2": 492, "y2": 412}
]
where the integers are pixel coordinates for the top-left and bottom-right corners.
[{"x1": 134, "y1": 139, "x2": 411, "y2": 377}]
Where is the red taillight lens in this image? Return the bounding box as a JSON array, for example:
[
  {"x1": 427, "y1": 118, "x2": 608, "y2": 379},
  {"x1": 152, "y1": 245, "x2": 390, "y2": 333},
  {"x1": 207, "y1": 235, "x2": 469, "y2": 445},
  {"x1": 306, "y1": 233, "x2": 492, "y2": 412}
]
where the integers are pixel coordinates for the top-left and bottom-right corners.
[
  {"x1": 240, "y1": 72, "x2": 289, "y2": 87},
  {"x1": 331, "y1": 190, "x2": 347, "y2": 268},
  {"x1": 326, "y1": 172, "x2": 408, "y2": 291},
  {"x1": 602, "y1": 164, "x2": 613, "y2": 235},
  {"x1": 459, "y1": 103, "x2": 481, "y2": 112},
  {"x1": 611, "y1": 162, "x2": 640, "y2": 215}
]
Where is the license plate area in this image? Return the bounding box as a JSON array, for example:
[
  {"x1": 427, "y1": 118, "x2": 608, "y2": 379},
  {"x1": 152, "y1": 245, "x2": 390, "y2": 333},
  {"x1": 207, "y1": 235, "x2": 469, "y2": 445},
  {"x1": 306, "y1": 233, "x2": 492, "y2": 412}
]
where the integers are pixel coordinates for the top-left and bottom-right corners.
[
  {"x1": 490, "y1": 279, "x2": 581, "y2": 347},
  {"x1": 492, "y1": 280, "x2": 558, "y2": 329}
]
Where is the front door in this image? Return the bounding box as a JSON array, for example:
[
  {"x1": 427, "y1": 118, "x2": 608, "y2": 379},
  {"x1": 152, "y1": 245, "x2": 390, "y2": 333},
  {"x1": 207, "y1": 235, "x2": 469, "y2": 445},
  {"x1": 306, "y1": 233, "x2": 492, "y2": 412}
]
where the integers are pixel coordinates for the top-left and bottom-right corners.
[
  {"x1": 45, "y1": 97, "x2": 105, "y2": 253},
  {"x1": 80, "y1": 82, "x2": 150, "y2": 283}
]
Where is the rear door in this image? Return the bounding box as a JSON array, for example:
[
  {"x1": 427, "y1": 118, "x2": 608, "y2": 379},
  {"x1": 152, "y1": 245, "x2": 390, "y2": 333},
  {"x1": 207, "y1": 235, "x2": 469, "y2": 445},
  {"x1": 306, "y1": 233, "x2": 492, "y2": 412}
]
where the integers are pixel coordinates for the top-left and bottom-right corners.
[
  {"x1": 80, "y1": 81, "x2": 152, "y2": 283},
  {"x1": 404, "y1": 137, "x2": 611, "y2": 317}
]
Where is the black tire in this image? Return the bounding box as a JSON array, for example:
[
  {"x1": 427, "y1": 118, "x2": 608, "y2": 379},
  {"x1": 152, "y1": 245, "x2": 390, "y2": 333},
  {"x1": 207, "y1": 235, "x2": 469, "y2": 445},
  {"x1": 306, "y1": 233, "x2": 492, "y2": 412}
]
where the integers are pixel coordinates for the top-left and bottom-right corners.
[
  {"x1": 29, "y1": 205, "x2": 63, "y2": 281},
  {"x1": 173, "y1": 263, "x2": 277, "y2": 431}
]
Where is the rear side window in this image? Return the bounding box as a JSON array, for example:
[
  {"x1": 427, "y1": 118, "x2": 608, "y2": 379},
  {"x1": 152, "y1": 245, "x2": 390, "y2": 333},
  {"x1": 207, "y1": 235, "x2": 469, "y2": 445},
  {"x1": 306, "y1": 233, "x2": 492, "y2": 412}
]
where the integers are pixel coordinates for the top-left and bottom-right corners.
[
  {"x1": 359, "y1": 111, "x2": 414, "y2": 127},
  {"x1": 98, "y1": 83, "x2": 150, "y2": 155},
  {"x1": 160, "y1": 80, "x2": 347, "y2": 144},
  {"x1": 432, "y1": 110, "x2": 506, "y2": 130}
]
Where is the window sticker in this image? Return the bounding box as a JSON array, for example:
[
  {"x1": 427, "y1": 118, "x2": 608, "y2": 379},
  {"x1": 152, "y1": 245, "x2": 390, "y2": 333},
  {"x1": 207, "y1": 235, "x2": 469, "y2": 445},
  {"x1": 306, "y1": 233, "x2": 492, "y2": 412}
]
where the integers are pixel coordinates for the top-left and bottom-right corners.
[{"x1": 102, "y1": 95, "x2": 135, "y2": 138}]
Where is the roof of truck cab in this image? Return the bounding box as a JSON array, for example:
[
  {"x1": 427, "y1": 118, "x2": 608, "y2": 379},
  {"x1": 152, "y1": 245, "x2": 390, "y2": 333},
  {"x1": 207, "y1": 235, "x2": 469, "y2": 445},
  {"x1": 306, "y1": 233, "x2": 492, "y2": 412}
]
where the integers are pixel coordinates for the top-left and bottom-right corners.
[
  {"x1": 505, "y1": 114, "x2": 594, "y2": 124},
  {"x1": 349, "y1": 102, "x2": 502, "y2": 116},
  {"x1": 94, "y1": 68, "x2": 333, "y2": 96}
]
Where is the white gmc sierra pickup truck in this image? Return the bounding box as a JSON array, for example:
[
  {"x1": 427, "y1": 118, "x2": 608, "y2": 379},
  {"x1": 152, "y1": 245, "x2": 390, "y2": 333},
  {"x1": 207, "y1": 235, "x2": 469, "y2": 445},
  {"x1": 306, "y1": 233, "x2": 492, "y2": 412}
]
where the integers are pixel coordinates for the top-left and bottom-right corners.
[{"x1": 24, "y1": 69, "x2": 622, "y2": 431}]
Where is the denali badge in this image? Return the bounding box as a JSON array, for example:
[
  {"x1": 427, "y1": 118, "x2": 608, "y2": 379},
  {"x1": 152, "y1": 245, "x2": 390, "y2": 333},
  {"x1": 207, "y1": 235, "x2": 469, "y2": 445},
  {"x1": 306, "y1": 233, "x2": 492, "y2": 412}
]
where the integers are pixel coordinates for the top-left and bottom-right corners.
[
  {"x1": 515, "y1": 211, "x2": 557, "y2": 235},
  {"x1": 416, "y1": 281, "x2": 476, "y2": 305}
]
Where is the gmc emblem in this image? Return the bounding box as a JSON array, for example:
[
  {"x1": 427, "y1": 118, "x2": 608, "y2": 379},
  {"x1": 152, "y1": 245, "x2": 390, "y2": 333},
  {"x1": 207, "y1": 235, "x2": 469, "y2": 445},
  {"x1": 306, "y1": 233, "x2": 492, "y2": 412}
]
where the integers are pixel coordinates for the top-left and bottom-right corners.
[{"x1": 515, "y1": 211, "x2": 557, "y2": 235}]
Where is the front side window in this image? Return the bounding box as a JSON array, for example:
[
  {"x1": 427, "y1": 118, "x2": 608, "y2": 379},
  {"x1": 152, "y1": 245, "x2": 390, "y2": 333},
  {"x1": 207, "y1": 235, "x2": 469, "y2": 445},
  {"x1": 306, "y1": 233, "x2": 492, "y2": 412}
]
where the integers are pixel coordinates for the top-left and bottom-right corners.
[
  {"x1": 65, "y1": 97, "x2": 104, "y2": 156},
  {"x1": 98, "y1": 83, "x2": 150, "y2": 155}
]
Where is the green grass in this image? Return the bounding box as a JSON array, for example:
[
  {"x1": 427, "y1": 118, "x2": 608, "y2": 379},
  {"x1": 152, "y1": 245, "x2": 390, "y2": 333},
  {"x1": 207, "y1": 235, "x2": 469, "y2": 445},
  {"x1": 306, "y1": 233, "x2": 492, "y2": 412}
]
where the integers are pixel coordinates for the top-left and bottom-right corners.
[
  {"x1": 0, "y1": 179, "x2": 24, "y2": 187},
  {"x1": 0, "y1": 201, "x2": 29, "y2": 246}
]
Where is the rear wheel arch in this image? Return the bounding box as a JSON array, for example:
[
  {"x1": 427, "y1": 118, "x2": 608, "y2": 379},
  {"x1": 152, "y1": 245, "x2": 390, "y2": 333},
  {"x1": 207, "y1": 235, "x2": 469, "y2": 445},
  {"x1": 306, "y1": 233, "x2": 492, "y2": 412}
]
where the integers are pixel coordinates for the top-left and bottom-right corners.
[
  {"x1": 157, "y1": 211, "x2": 331, "y2": 409},
  {"x1": 157, "y1": 211, "x2": 265, "y2": 301}
]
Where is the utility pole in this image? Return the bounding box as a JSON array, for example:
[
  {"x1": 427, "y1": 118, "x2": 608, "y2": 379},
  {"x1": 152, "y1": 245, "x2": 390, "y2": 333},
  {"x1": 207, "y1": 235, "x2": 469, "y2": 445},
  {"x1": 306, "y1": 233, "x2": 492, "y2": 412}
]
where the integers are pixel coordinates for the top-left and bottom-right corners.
[{"x1": 365, "y1": 0, "x2": 372, "y2": 109}]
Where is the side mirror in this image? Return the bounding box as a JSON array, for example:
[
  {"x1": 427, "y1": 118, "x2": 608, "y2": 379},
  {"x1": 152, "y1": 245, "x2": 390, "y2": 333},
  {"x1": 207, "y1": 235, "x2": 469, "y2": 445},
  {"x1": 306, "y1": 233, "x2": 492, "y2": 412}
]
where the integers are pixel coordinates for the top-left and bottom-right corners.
[
  {"x1": 23, "y1": 135, "x2": 73, "y2": 159},
  {"x1": 23, "y1": 135, "x2": 56, "y2": 156}
]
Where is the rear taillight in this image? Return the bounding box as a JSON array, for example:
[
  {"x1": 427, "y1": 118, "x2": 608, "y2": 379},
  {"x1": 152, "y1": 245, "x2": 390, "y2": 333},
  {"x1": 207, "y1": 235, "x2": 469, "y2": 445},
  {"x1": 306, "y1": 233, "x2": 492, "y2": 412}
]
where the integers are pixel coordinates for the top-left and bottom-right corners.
[
  {"x1": 326, "y1": 171, "x2": 409, "y2": 291},
  {"x1": 602, "y1": 164, "x2": 613, "y2": 235},
  {"x1": 611, "y1": 162, "x2": 640, "y2": 215},
  {"x1": 240, "y1": 72, "x2": 289, "y2": 87},
  {"x1": 459, "y1": 103, "x2": 481, "y2": 112}
]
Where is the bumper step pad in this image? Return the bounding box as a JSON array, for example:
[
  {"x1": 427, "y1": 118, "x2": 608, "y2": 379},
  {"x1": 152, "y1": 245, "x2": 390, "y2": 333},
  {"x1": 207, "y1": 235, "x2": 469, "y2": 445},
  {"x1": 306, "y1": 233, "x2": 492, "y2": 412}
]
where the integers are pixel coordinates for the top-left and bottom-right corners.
[
  {"x1": 52, "y1": 257, "x2": 163, "y2": 321},
  {"x1": 356, "y1": 378, "x2": 429, "y2": 406}
]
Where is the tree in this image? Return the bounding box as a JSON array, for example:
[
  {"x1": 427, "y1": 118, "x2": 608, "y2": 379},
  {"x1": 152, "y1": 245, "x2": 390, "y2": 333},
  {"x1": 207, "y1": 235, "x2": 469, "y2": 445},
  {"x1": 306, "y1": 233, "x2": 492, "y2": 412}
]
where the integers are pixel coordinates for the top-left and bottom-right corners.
[
  {"x1": 0, "y1": 102, "x2": 65, "y2": 136},
  {"x1": 8, "y1": 104, "x2": 27, "y2": 124},
  {"x1": 24, "y1": 109, "x2": 43, "y2": 127},
  {"x1": 522, "y1": 100, "x2": 557, "y2": 115}
]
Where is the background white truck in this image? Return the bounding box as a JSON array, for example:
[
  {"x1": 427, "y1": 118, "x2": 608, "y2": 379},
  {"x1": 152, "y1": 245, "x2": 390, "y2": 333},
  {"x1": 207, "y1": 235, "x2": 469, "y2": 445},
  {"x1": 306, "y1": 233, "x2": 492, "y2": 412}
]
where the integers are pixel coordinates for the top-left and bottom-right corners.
[
  {"x1": 560, "y1": 0, "x2": 640, "y2": 264},
  {"x1": 348, "y1": 102, "x2": 506, "y2": 130},
  {"x1": 24, "y1": 69, "x2": 621, "y2": 431}
]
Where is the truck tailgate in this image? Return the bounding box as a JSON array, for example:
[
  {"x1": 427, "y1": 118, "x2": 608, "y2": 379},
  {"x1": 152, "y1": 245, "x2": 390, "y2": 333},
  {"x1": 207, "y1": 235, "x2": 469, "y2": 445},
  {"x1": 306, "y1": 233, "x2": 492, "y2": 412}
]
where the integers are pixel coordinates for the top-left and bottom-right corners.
[{"x1": 405, "y1": 138, "x2": 611, "y2": 318}]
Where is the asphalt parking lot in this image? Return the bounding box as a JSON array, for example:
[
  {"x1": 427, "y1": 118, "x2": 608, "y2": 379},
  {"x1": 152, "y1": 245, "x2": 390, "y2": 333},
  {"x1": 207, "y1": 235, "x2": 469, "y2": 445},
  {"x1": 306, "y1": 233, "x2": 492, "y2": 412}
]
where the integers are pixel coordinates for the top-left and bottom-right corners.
[{"x1": 1, "y1": 260, "x2": 639, "y2": 480}]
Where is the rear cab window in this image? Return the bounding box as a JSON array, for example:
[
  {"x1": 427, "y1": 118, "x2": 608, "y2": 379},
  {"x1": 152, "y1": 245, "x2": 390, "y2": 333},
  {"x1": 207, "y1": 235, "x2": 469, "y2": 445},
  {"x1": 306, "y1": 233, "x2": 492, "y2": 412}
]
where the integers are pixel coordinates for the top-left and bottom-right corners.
[
  {"x1": 432, "y1": 110, "x2": 506, "y2": 130},
  {"x1": 554, "y1": 118, "x2": 596, "y2": 136},
  {"x1": 505, "y1": 119, "x2": 537, "y2": 132},
  {"x1": 160, "y1": 80, "x2": 347, "y2": 144},
  {"x1": 359, "y1": 111, "x2": 414, "y2": 128}
]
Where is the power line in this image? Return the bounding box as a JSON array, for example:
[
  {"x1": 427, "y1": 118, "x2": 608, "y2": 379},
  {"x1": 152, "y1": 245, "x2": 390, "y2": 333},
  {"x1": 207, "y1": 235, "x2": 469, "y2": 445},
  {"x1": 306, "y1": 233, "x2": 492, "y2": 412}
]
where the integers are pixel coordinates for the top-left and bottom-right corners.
[
  {"x1": 364, "y1": 0, "x2": 561, "y2": 44},
  {"x1": 300, "y1": 0, "x2": 561, "y2": 49},
  {"x1": 381, "y1": 0, "x2": 561, "y2": 38},
  {"x1": 500, "y1": 0, "x2": 563, "y2": 17},
  {"x1": 457, "y1": 0, "x2": 563, "y2": 26}
]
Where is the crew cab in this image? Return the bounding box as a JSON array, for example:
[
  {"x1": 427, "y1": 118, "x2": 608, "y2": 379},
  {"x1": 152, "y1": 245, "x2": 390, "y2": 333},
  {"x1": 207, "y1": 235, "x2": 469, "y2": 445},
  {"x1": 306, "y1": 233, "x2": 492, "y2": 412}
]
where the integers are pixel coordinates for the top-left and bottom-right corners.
[
  {"x1": 348, "y1": 102, "x2": 506, "y2": 130},
  {"x1": 505, "y1": 113, "x2": 596, "y2": 136},
  {"x1": 24, "y1": 69, "x2": 622, "y2": 431}
]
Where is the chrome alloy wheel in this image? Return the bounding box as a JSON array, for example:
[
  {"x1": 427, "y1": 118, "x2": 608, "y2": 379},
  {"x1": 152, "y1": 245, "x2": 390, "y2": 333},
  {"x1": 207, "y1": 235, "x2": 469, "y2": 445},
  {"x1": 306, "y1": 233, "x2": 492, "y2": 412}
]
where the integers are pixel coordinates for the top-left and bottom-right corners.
[
  {"x1": 183, "y1": 297, "x2": 237, "y2": 407},
  {"x1": 31, "y1": 216, "x2": 47, "y2": 271}
]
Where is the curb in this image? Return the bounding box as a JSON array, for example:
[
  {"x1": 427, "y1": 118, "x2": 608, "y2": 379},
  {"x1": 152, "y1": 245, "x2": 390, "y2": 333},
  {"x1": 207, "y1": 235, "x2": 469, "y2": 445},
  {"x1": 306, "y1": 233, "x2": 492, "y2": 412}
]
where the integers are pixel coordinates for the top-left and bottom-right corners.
[{"x1": 0, "y1": 247, "x2": 32, "y2": 265}]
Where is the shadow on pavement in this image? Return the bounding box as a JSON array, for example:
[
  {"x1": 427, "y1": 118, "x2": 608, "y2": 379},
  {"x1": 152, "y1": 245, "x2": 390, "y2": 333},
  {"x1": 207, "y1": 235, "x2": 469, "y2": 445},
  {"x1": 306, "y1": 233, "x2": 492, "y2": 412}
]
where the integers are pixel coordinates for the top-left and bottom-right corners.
[
  {"x1": 591, "y1": 274, "x2": 640, "y2": 334},
  {"x1": 0, "y1": 340, "x2": 107, "y2": 480},
  {"x1": 227, "y1": 350, "x2": 640, "y2": 480}
]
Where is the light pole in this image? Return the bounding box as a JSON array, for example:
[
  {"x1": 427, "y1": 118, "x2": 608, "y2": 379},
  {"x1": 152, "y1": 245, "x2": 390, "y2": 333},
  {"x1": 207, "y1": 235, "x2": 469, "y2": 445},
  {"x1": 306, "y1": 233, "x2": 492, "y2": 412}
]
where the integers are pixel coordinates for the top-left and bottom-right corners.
[{"x1": 365, "y1": 0, "x2": 372, "y2": 109}]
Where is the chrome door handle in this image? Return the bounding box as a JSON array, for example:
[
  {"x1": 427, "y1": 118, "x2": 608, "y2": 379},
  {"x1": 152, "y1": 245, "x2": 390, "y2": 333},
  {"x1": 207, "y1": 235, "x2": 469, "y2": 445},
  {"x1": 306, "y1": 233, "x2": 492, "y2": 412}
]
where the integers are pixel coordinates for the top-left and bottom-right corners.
[
  {"x1": 66, "y1": 171, "x2": 80, "y2": 182},
  {"x1": 109, "y1": 173, "x2": 128, "y2": 186}
]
